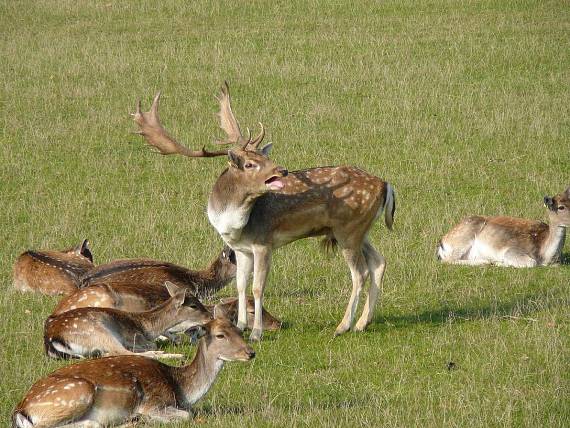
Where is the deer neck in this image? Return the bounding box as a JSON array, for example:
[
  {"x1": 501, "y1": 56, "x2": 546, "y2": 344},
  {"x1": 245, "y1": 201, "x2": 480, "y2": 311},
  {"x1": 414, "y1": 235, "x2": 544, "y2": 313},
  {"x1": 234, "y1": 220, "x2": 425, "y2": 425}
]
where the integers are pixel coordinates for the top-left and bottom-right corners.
[
  {"x1": 133, "y1": 300, "x2": 179, "y2": 339},
  {"x1": 171, "y1": 340, "x2": 224, "y2": 408},
  {"x1": 540, "y1": 224, "x2": 566, "y2": 265},
  {"x1": 193, "y1": 262, "x2": 233, "y2": 299},
  {"x1": 207, "y1": 168, "x2": 260, "y2": 243}
]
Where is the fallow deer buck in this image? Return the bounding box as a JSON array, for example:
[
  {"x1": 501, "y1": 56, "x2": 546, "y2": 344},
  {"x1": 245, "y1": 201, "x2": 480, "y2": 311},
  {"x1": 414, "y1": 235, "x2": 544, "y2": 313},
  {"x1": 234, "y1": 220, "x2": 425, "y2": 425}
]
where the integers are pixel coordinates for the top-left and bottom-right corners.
[
  {"x1": 13, "y1": 240, "x2": 94, "y2": 296},
  {"x1": 13, "y1": 318, "x2": 254, "y2": 428},
  {"x1": 132, "y1": 83, "x2": 395, "y2": 340},
  {"x1": 437, "y1": 187, "x2": 570, "y2": 267},
  {"x1": 44, "y1": 282, "x2": 212, "y2": 359},
  {"x1": 78, "y1": 246, "x2": 236, "y2": 299}
]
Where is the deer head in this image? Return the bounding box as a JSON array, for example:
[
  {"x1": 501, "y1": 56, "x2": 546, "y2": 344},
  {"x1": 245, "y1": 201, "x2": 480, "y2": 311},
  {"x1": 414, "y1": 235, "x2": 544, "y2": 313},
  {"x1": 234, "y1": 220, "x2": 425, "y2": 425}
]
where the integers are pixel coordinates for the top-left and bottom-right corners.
[
  {"x1": 164, "y1": 282, "x2": 213, "y2": 333},
  {"x1": 196, "y1": 317, "x2": 255, "y2": 362},
  {"x1": 544, "y1": 187, "x2": 570, "y2": 227}
]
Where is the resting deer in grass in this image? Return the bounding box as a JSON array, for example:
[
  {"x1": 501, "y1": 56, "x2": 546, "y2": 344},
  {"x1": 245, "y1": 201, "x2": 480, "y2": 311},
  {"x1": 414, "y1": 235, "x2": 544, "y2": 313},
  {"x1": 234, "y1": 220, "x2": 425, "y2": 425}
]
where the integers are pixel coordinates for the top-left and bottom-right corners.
[
  {"x1": 13, "y1": 240, "x2": 94, "y2": 296},
  {"x1": 437, "y1": 187, "x2": 570, "y2": 267},
  {"x1": 44, "y1": 282, "x2": 212, "y2": 360},
  {"x1": 53, "y1": 281, "x2": 283, "y2": 331},
  {"x1": 132, "y1": 83, "x2": 395, "y2": 340},
  {"x1": 13, "y1": 318, "x2": 254, "y2": 428},
  {"x1": 79, "y1": 246, "x2": 236, "y2": 299}
]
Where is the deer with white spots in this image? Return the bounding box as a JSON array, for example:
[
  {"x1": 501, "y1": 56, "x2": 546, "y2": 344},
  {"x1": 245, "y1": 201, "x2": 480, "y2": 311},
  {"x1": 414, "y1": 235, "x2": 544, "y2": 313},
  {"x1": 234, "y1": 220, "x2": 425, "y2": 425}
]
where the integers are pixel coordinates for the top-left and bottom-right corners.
[
  {"x1": 44, "y1": 282, "x2": 212, "y2": 360},
  {"x1": 78, "y1": 246, "x2": 236, "y2": 300},
  {"x1": 13, "y1": 317, "x2": 254, "y2": 428},
  {"x1": 438, "y1": 187, "x2": 570, "y2": 267},
  {"x1": 13, "y1": 240, "x2": 94, "y2": 296},
  {"x1": 132, "y1": 83, "x2": 395, "y2": 341}
]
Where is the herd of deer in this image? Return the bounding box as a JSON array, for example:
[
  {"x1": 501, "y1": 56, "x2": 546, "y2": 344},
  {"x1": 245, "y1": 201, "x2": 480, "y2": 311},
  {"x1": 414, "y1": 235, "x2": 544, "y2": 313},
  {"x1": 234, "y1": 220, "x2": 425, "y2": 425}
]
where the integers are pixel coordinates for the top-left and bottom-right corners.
[{"x1": 11, "y1": 82, "x2": 569, "y2": 427}]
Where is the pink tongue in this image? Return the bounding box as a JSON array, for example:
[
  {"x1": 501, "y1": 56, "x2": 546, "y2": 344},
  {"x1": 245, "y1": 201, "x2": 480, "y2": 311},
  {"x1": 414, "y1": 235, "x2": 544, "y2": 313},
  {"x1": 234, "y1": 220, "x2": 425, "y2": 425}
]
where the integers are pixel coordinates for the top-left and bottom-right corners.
[{"x1": 266, "y1": 180, "x2": 284, "y2": 190}]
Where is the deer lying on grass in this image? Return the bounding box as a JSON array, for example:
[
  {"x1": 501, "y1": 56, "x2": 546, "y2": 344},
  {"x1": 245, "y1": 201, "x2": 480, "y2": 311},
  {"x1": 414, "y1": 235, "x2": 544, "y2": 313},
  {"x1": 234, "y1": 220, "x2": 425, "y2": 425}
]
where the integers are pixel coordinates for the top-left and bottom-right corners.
[
  {"x1": 44, "y1": 282, "x2": 212, "y2": 359},
  {"x1": 132, "y1": 83, "x2": 395, "y2": 340},
  {"x1": 53, "y1": 282, "x2": 282, "y2": 331},
  {"x1": 13, "y1": 240, "x2": 94, "y2": 296},
  {"x1": 437, "y1": 187, "x2": 570, "y2": 267},
  {"x1": 13, "y1": 318, "x2": 254, "y2": 428},
  {"x1": 79, "y1": 246, "x2": 236, "y2": 299}
]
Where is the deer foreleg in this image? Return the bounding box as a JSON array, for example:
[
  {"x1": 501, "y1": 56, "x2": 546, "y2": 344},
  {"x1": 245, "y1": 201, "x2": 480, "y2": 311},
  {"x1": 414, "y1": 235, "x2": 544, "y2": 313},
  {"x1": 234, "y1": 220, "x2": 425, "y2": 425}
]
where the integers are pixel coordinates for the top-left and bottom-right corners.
[
  {"x1": 235, "y1": 251, "x2": 253, "y2": 331},
  {"x1": 250, "y1": 247, "x2": 272, "y2": 342}
]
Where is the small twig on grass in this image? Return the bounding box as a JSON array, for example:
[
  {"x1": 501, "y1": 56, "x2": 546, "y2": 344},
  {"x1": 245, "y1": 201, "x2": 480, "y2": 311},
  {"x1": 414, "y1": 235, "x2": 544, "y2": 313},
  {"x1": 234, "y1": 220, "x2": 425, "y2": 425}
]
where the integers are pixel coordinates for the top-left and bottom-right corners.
[{"x1": 501, "y1": 315, "x2": 538, "y2": 322}]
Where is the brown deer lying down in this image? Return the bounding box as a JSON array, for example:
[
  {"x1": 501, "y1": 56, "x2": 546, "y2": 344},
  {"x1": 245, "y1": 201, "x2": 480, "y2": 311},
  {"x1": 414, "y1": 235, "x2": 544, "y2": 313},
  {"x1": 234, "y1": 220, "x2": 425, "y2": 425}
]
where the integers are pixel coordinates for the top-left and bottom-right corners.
[
  {"x1": 437, "y1": 187, "x2": 570, "y2": 267},
  {"x1": 133, "y1": 83, "x2": 395, "y2": 340},
  {"x1": 13, "y1": 318, "x2": 254, "y2": 428},
  {"x1": 44, "y1": 282, "x2": 212, "y2": 360},
  {"x1": 78, "y1": 246, "x2": 236, "y2": 299},
  {"x1": 53, "y1": 282, "x2": 282, "y2": 331},
  {"x1": 13, "y1": 240, "x2": 94, "y2": 296}
]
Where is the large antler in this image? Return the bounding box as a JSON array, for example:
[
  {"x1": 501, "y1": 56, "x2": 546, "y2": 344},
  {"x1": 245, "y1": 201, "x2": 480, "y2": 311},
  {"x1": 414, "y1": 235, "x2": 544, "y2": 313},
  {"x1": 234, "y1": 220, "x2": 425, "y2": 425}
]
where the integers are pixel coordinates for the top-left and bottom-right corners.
[
  {"x1": 132, "y1": 92, "x2": 228, "y2": 158},
  {"x1": 214, "y1": 81, "x2": 266, "y2": 150}
]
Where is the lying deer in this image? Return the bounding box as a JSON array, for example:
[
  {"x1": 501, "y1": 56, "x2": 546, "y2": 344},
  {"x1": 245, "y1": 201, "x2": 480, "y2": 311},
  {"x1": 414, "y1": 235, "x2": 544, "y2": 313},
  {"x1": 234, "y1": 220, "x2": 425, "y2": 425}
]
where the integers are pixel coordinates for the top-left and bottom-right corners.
[
  {"x1": 13, "y1": 240, "x2": 94, "y2": 296},
  {"x1": 132, "y1": 83, "x2": 395, "y2": 340},
  {"x1": 13, "y1": 317, "x2": 254, "y2": 427},
  {"x1": 437, "y1": 187, "x2": 570, "y2": 267},
  {"x1": 79, "y1": 246, "x2": 236, "y2": 299},
  {"x1": 53, "y1": 282, "x2": 282, "y2": 331},
  {"x1": 44, "y1": 282, "x2": 212, "y2": 359}
]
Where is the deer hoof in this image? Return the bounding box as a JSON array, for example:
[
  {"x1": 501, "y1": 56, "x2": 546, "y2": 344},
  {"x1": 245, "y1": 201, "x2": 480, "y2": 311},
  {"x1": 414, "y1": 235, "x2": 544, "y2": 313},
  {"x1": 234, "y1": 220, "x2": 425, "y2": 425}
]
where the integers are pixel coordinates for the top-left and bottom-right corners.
[
  {"x1": 353, "y1": 319, "x2": 368, "y2": 332},
  {"x1": 334, "y1": 324, "x2": 350, "y2": 337},
  {"x1": 249, "y1": 329, "x2": 263, "y2": 342}
]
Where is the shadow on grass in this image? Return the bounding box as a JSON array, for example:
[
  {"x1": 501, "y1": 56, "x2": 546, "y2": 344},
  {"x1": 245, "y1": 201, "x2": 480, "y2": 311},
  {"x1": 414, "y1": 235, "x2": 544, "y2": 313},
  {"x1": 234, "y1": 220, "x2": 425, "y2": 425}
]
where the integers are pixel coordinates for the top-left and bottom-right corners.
[
  {"x1": 378, "y1": 288, "x2": 565, "y2": 329},
  {"x1": 561, "y1": 251, "x2": 570, "y2": 265}
]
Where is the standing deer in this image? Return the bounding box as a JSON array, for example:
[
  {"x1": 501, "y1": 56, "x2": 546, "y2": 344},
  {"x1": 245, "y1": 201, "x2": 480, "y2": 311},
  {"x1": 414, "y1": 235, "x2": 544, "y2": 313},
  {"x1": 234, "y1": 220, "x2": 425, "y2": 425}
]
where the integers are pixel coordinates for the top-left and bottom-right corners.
[
  {"x1": 13, "y1": 318, "x2": 254, "y2": 427},
  {"x1": 437, "y1": 187, "x2": 570, "y2": 267},
  {"x1": 13, "y1": 240, "x2": 94, "y2": 296},
  {"x1": 79, "y1": 246, "x2": 236, "y2": 299},
  {"x1": 132, "y1": 83, "x2": 395, "y2": 340},
  {"x1": 44, "y1": 282, "x2": 212, "y2": 359}
]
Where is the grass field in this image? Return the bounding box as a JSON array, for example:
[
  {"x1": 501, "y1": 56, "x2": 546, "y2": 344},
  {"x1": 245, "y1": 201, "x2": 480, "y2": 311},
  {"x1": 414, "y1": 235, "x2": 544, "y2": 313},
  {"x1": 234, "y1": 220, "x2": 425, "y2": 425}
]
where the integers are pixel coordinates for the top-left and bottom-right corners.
[{"x1": 1, "y1": 0, "x2": 569, "y2": 426}]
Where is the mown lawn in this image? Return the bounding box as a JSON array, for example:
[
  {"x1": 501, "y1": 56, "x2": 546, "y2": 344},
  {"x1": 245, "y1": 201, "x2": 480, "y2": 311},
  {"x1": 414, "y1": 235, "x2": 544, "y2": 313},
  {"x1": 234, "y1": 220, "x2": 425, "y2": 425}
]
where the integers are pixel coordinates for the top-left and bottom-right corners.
[{"x1": 1, "y1": 1, "x2": 568, "y2": 426}]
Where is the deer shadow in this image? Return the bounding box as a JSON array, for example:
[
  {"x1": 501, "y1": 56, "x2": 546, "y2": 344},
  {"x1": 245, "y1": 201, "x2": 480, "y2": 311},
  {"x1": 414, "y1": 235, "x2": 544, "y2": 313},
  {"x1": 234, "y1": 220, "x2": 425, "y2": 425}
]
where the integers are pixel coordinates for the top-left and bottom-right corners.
[{"x1": 377, "y1": 287, "x2": 564, "y2": 329}]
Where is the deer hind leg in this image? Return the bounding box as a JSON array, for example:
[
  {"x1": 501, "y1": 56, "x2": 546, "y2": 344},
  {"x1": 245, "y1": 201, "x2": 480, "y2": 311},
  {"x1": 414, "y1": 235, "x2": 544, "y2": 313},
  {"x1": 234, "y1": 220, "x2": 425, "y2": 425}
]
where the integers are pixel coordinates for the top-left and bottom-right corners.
[
  {"x1": 13, "y1": 377, "x2": 96, "y2": 428},
  {"x1": 335, "y1": 247, "x2": 367, "y2": 336},
  {"x1": 141, "y1": 406, "x2": 190, "y2": 423},
  {"x1": 354, "y1": 241, "x2": 386, "y2": 332}
]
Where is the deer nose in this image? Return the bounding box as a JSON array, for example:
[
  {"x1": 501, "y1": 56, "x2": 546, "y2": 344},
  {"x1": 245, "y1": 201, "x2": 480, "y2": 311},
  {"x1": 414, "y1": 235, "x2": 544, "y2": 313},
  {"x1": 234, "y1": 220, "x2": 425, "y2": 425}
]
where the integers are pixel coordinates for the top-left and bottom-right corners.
[
  {"x1": 245, "y1": 348, "x2": 256, "y2": 360},
  {"x1": 277, "y1": 167, "x2": 288, "y2": 177}
]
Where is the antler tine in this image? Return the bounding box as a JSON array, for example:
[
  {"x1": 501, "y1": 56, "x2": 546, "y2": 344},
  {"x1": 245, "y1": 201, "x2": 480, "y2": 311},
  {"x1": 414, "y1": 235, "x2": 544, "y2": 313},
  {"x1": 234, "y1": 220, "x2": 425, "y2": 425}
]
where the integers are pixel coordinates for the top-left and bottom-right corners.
[
  {"x1": 216, "y1": 81, "x2": 243, "y2": 145},
  {"x1": 132, "y1": 92, "x2": 228, "y2": 158},
  {"x1": 249, "y1": 122, "x2": 265, "y2": 149},
  {"x1": 150, "y1": 91, "x2": 161, "y2": 119},
  {"x1": 241, "y1": 128, "x2": 252, "y2": 150}
]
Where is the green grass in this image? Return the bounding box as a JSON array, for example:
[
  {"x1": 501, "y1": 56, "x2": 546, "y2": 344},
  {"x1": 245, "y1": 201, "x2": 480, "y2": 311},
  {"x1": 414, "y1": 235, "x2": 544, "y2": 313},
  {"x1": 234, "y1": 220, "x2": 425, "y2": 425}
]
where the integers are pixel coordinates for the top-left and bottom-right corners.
[{"x1": 1, "y1": 0, "x2": 569, "y2": 426}]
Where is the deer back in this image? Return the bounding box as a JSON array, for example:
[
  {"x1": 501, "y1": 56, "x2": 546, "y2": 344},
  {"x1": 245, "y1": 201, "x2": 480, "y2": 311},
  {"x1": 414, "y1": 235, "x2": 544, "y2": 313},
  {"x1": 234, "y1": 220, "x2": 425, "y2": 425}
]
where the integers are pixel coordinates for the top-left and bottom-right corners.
[{"x1": 13, "y1": 240, "x2": 94, "y2": 296}]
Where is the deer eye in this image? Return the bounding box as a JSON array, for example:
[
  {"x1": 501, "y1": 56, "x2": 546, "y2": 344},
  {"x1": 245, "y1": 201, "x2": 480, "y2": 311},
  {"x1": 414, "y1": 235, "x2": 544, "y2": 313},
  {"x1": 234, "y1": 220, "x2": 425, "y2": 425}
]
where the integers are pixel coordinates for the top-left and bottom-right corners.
[
  {"x1": 559, "y1": 206, "x2": 565, "y2": 210},
  {"x1": 244, "y1": 162, "x2": 254, "y2": 169},
  {"x1": 216, "y1": 334, "x2": 225, "y2": 339}
]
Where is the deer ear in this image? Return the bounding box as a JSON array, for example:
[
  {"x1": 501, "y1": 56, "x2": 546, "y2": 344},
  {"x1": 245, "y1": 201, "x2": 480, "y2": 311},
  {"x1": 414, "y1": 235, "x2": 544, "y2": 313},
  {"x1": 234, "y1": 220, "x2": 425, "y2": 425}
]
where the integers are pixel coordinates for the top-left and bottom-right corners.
[
  {"x1": 74, "y1": 240, "x2": 93, "y2": 262},
  {"x1": 227, "y1": 150, "x2": 243, "y2": 169},
  {"x1": 260, "y1": 143, "x2": 273, "y2": 156},
  {"x1": 165, "y1": 281, "x2": 185, "y2": 305},
  {"x1": 565, "y1": 187, "x2": 570, "y2": 197}
]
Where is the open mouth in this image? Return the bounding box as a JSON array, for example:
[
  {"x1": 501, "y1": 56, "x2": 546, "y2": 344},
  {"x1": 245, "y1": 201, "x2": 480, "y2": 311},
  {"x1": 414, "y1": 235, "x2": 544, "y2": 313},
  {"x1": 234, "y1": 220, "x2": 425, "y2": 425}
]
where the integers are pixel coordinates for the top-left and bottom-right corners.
[{"x1": 265, "y1": 176, "x2": 284, "y2": 190}]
